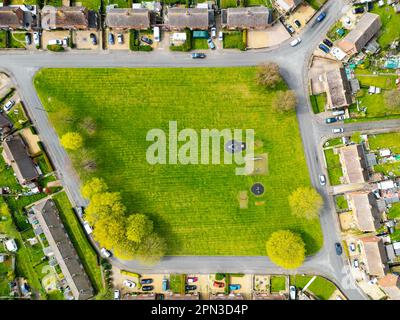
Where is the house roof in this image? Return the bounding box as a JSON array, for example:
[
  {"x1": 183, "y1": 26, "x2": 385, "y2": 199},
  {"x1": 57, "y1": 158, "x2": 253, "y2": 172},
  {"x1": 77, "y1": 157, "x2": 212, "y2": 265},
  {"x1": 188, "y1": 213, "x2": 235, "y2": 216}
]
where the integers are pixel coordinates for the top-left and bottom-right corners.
[
  {"x1": 2, "y1": 134, "x2": 38, "y2": 184},
  {"x1": 361, "y1": 236, "x2": 388, "y2": 278},
  {"x1": 0, "y1": 113, "x2": 12, "y2": 129},
  {"x1": 209, "y1": 293, "x2": 244, "y2": 300},
  {"x1": 164, "y1": 293, "x2": 200, "y2": 300},
  {"x1": 348, "y1": 191, "x2": 381, "y2": 232},
  {"x1": 378, "y1": 274, "x2": 400, "y2": 300},
  {"x1": 338, "y1": 144, "x2": 368, "y2": 184},
  {"x1": 224, "y1": 7, "x2": 272, "y2": 29},
  {"x1": 105, "y1": 8, "x2": 150, "y2": 30},
  {"x1": 252, "y1": 293, "x2": 287, "y2": 300},
  {"x1": 41, "y1": 6, "x2": 95, "y2": 30},
  {"x1": 0, "y1": 7, "x2": 31, "y2": 30},
  {"x1": 275, "y1": 0, "x2": 302, "y2": 11},
  {"x1": 324, "y1": 67, "x2": 352, "y2": 108},
  {"x1": 339, "y1": 13, "x2": 381, "y2": 53},
  {"x1": 33, "y1": 199, "x2": 94, "y2": 300},
  {"x1": 166, "y1": 8, "x2": 209, "y2": 30}
]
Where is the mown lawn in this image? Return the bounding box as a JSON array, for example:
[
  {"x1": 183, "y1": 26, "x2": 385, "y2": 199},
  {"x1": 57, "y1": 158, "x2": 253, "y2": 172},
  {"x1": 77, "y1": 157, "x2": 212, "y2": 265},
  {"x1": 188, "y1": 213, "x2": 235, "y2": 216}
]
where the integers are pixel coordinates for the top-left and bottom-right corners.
[
  {"x1": 371, "y1": 5, "x2": 400, "y2": 48},
  {"x1": 369, "y1": 132, "x2": 400, "y2": 154},
  {"x1": 270, "y1": 276, "x2": 286, "y2": 292},
  {"x1": 52, "y1": 192, "x2": 103, "y2": 292},
  {"x1": 310, "y1": 93, "x2": 326, "y2": 114},
  {"x1": 324, "y1": 149, "x2": 342, "y2": 186},
  {"x1": 223, "y1": 32, "x2": 244, "y2": 50},
  {"x1": 388, "y1": 203, "x2": 400, "y2": 219},
  {"x1": 34, "y1": 67, "x2": 322, "y2": 256},
  {"x1": 72, "y1": 0, "x2": 101, "y2": 9},
  {"x1": 290, "y1": 275, "x2": 336, "y2": 300},
  {"x1": 305, "y1": 0, "x2": 327, "y2": 10},
  {"x1": 9, "y1": 33, "x2": 26, "y2": 49}
]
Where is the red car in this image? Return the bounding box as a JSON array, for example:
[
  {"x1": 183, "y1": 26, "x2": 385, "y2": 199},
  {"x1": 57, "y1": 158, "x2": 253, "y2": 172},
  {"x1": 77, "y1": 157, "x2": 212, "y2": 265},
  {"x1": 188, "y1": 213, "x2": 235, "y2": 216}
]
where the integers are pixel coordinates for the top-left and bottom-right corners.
[
  {"x1": 187, "y1": 277, "x2": 198, "y2": 283},
  {"x1": 213, "y1": 281, "x2": 225, "y2": 288}
]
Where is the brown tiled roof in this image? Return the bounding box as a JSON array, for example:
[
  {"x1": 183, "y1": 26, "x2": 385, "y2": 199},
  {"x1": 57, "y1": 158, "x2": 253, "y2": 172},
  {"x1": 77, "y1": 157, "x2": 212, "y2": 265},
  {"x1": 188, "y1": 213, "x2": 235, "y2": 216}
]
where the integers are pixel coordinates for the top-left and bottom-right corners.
[
  {"x1": 324, "y1": 67, "x2": 352, "y2": 109},
  {"x1": 378, "y1": 274, "x2": 400, "y2": 300},
  {"x1": 361, "y1": 236, "x2": 388, "y2": 278},
  {"x1": 224, "y1": 7, "x2": 272, "y2": 29},
  {"x1": 0, "y1": 113, "x2": 12, "y2": 129},
  {"x1": 0, "y1": 7, "x2": 26, "y2": 29},
  {"x1": 338, "y1": 144, "x2": 368, "y2": 184},
  {"x1": 106, "y1": 8, "x2": 150, "y2": 30},
  {"x1": 41, "y1": 6, "x2": 93, "y2": 30},
  {"x1": 209, "y1": 293, "x2": 244, "y2": 300},
  {"x1": 166, "y1": 8, "x2": 209, "y2": 30},
  {"x1": 164, "y1": 293, "x2": 200, "y2": 300},
  {"x1": 33, "y1": 199, "x2": 94, "y2": 300},
  {"x1": 348, "y1": 191, "x2": 381, "y2": 232},
  {"x1": 252, "y1": 293, "x2": 287, "y2": 300}
]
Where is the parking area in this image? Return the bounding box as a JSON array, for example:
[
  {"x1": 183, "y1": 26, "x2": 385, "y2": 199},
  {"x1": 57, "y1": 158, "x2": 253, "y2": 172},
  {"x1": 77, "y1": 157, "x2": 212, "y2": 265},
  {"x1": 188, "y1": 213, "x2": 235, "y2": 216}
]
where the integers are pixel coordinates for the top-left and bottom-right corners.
[
  {"x1": 308, "y1": 56, "x2": 342, "y2": 94},
  {"x1": 247, "y1": 22, "x2": 290, "y2": 49},
  {"x1": 42, "y1": 30, "x2": 70, "y2": 50},
  {"x1": 73, "y1": 31, "x2": 101, "y2": 50},
  {"x1": 230, "y1": 275, "x2": 252, "y2": 299},
  {"x1": 106, "y1": 30, "x2": 129, "y2": 50},
  {"x1": 286, "y1": 3, "x2": 316, "y2": 33}
]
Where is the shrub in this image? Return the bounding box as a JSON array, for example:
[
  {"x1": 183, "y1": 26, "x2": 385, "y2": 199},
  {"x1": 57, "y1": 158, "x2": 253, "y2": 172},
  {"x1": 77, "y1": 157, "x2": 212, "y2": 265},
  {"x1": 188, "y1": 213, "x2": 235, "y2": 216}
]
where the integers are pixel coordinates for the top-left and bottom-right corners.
[
  {"x1": 47, "y1": 44, "x2": 64, "y2": 52},
  {"x1": 130, "y1": 30, "x2": 153, "y2": 51},
  {"x1": 215, "y1": 273, "x2": 225, "y2": 281}
]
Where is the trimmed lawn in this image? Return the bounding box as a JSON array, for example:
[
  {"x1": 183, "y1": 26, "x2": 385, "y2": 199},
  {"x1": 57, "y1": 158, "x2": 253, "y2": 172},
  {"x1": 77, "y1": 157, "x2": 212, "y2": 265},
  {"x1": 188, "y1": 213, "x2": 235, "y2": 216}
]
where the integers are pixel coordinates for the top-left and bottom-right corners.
[
  {"x1": 335, "y1": 195, "x2": 348, "y2": 211},
  {"x1": 270, "y1": 276, "x2": 286, "y2": 292},
  {"x1": 6, "y1": 102, "x2": 29, "y2": 130},
  {"x1": 52, "y1": 192, "x2": 103, "y2": 292},
  {"x1": 290, "y1": 275, "x2": 336, "y2": 300},
  {"x1": 9, "y1": 33, "x2": 26, "y2": 49},
  {"x1": 106, "y1": 0, "x2": 132, "y2": 7},
  {"x1": 223, "y1": 32, "x2": 244, "y2": 50},
  {"x1": 169, "y1": 274, "x2": 186, "y2": 294},
  {"x1": 371, "y1": 5, "x2": 400, "y2": 48},
  {"x1": 324, "y1": 149, "x2": 342, "y2": 186},
  {"x1": 310, "y1": 93, "x2": 326, "y2": 114},
  {"x1": 72, "y1": 0, "x2": 101, "y2": 9},
  {"x1": 369, "y1": 132, "x2": 400, "y2": 154},
  {"x1": 34, "y1": 67, "x2": 323, "y2": 256},
  {"x1": 192, "y1": 38, "x2": 209, "y2": 50},
  {"x1": 221, "y1": 0, "x2": 237, "y2": 8},
  {"x1": 388, "y1": 203, "x2": 400, "y2": 219},
  {"x1": 0, "y1": 31, "x2": 7, "y2": 49}
]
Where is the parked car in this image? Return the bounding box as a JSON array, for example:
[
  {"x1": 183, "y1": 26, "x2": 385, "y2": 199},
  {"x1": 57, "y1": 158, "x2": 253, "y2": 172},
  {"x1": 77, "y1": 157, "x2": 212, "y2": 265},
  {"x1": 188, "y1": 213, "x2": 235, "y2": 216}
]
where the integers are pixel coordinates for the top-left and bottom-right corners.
[
  {"x1": 123, "y1": 280, "x2": 136, "y2": 288},
  {"x1": 83, "y1": 221, "x2": 93, "y2": 235},
  {"x1": 316, "y1": 11, "x2": 327, "y2": 22},
  {"x1": 286, "y1": 24, "x2": 295, "y2": 34},
  {"x1": 218, "y1": 31, "x2": 223, "y2": 41},
  {"x1": 142, "y1": 285, "x2": 154, "y2": 291},
  {"x1": 25, "y1": 33, "x2": 31, "y2": 45},
  {"x1": 140, "y1": 278, "x2": 153, "y2": 284},
  {"x1": 113, "y1": 290, "x2": 120, "y2": 300},
  {"x1": 100, "y1": 247, "x2": 111, "y2": 258},
  {"x1": 325, "y1": 117, "x2": 337, "y2": 124},
  {"x1": 108, "y1": 33, "x2": 115, "y2": 45},
  {"x1": 117, "y1": 33, "x2": 124, "y2": 44},
  {"x1": 323, "y1": 38, "x2": 333, "y2": 47},
  {"x1": 229, "y1": 284, "x2": 241, "y2": 291},
  {"x1": 187, "y1": 277, "x2": 198, "y2": 283},
  {"x1": 349, "y1": 242, "x2": 356, "y2": 252},
  {"x1": 3, "y1": 100, "x2": 15, "y2": 112},
  {"x1": 332, "y1": 109, "x2": 345, "y2": 116},
  {"x1": 33, "y1": 32, "x2": 40, "y2": 46},
  {"x1": 153, "y1": 26, "x2": 160, "y2": 42},
  {"x1": 48, "y1": 39, "x2": 62, "y2": 45},
  {"x1": 290, "y1": 37, "x2": 301, "y2": 47},
  {"x1": 62, "y1": 37, "x2": 69, "y2": 46},
  {"x1": 353, "y1": 259, "x2": 359, "y2": 268},
  {"x1": 191, "y1": 53, "x2": 206, "y2": 59},
  {"x1": 90, "y1": 33, "x2": 97, "y2": 45},
  {"x1": 335, "y1": 242, "x2": 343, "y2": 255},
  {"x1": 207, "y1": 38, "x2": 216, "y2": 50},
  {"x1": 213, "y1": 281, "x2": 224, "y2": 288},
  {"x1": 211, "y1": 27, "x2": 217, "y2": 39},
  {"x1": 162, "y1": 278, "x2": 168, "y2": 291},
  {"x1": 353, "y1": 6, "x2": 365, "y2": 14},
  {"x1": 294, "y1": 19, "x2": 301, "y2": 28},
  {"x1": 319, "y1": 43, "x2": 330, "y2": 53},
  {"x1": 289, "y1": 286, "x2": 296, "y2": 300},
  {"x1": 185, "y1": 285, "x2": 197, "y2": 291},
  {"x1": 332, "y1": 128, "x2": 344, "y2": 134},
  {"x1": 141, "y1": 36, "x2": 153, "y2": 45},
  {"x1": 319, "y1": 174, "x2": 326, "y2": 186},
  {"x1": 24, "y1": 4, "x2": 34, "y2": 10},
  {"x1": 336, "y1": 115, "x2": 345, "y2": 121}
]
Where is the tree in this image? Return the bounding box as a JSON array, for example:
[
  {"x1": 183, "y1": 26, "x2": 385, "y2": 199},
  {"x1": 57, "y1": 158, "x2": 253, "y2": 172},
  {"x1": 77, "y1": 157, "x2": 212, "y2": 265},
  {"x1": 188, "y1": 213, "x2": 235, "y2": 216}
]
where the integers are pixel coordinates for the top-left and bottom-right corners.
[
  {"x1": 81, "y1": 177, "x2": 108, "y2": 200},
  {"x1": 266, "y1": 230, "x2": 305, "y2": 269},
  {"x1": 80, "y1": 148, "x2": 97, "y2": 172},
  {"x1": 136, "y1": 233, "x2": 167, "y2": 265},
  {"x1": 85, "y1": 192, "x2": 125, "y2": 225},
  {"x1": 272, "y1": 90, "x2": 297, "y2": 113},
  {"x1": 384, "y1": 90, "x2": 400, "y2": 111},
  {"x1": 126, "y1": 214, "x2": 154, "y2": 243},
  {"x1": 0, "y1": 203, "x2": 10, "y2": 216},
  {"x1": 80, "y1": 117, "x2": 97, "y2": 135},
  {"x1": 61, "y1": 132, "x2": 83, "y2": 150},
  {"x1": 113, "y1": 239, "x2": 138, "y2": 260},
  {"x1": 92, "y1": 215, "x2": 126, "y2": 249},
  {"x1": 256, "y1": 62, "x2": 282, "y2": 88},
  {"x1": 288, "y1": 187, "x2": 323, "y2": 220}
]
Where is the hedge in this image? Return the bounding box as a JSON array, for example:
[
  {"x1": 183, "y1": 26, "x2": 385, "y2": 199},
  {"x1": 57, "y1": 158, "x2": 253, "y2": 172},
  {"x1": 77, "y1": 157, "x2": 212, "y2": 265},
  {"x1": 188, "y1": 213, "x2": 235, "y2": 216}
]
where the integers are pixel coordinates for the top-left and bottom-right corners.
[
  {"x1": 129, "y1": 30, "x2": 153, "y2": 51},
  {"x1": 169, "y1": 28, "x2": 192, "y2": 52},
  {"x1": 47, "y1": 44, "x2": 64, "y2": 52}
]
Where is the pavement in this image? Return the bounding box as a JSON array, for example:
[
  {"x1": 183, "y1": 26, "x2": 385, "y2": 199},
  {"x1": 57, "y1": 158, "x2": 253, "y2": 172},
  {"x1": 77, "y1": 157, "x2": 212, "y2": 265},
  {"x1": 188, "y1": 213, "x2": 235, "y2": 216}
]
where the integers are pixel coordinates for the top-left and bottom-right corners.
[{"x1": 0, "y1": 0, "x2": 398, "y2": 300}]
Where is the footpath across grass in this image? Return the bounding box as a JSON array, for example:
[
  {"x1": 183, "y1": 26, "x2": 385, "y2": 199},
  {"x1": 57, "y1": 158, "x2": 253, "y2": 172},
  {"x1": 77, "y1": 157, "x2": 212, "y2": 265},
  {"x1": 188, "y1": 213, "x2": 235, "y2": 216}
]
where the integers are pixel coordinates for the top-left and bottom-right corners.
[
  {"x1": 290, "y1": 275, "x2": 337, "y2": 300},
  {"x1": 35, "y1": 67, "x2": 322, "y2": 256}
]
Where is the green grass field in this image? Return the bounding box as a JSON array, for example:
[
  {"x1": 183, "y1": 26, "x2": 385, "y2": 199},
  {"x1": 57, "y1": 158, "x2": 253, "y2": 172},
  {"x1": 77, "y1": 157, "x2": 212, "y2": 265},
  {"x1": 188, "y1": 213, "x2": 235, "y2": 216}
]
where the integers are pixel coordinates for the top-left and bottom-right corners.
[
  {"x1": 270, "y1": 276, "x2": 286, "y2": 292},
  {"x1": 34, "y1": 67, "x2": 322, "y2": 256},
  {"x1": 324, "y1": 149, "x2": 342, "y2": 186},
  {"x1": 310, "y1": 94, "x2": 326, "y2": 114},
  {"x1": 371, "y1": 5, "x2": 400, "y2": 48},
  {"x1": 290, "y1": 275, "x2": 336, "y2": 300}
]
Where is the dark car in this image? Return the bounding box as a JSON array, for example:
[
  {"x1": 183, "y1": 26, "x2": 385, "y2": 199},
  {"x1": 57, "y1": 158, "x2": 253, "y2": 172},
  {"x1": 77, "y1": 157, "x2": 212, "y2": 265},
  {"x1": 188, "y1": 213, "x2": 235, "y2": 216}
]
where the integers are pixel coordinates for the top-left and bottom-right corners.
[
  {"x1": 140, "y1": 278, "x2": 153, "y2": 285},
  {"x1": 141, "y1": 36, "x2": 153, "y2": 45},
  {"x1": 142, "y1": 285, "x2": 154, "y2": 291},
  {"x1": 25, "y1": 33, "x2": 32, "y2": 45},
  {"x1": 286, "y1": 24, "x2": 295, "y2": 34},
  {"x1": 335, "y1": 242, "x2": 343, "y2": 255},
  {"x1": 90, "y1": 33, "x2": 97, "y2": 45},
  {"x1": 323, "y1": 38, "x2": 333, "y2": 47},
  {"x1": 325, "y1": 117, "x2": 337, "y2": 124},
  {"x1": 294, "y1": 19, "x2": 301, "y2": 28},
  {"x1": 352, "y1": 6, "x2": 365, "y2": 14},
  {"x1": 191, "y1": 53, "x2": 206, "y2": 59},
  {"x1": 319, "y1": 43, "x2": 330, "y2": 53},
  {"x1": 108, "y1": 33, "x2": 114, "y2": 45},
  {"x1": 316, "y1": 11, "x2": 327, "y2": 22},
  {"x1": 185, "y1": 285, "x2": 197, "y2": 291}
]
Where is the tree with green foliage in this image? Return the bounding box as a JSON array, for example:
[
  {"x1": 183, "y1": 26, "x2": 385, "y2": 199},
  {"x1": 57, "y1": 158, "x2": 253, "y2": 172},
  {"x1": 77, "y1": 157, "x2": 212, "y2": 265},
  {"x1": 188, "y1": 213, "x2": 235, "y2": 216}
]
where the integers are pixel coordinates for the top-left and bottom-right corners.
[
  {"x1": 61, "y1": 132, "x2": 83, "y2": 150},
  {"x1": 266, "y1": 230, "x2": 305, "y2": 269},
  {"x1": 85, "y1": 192, "x2": 125, "y2": 225},
  {"x1": 272, "y1": 90, "x2": 297, "y2": 113},
  {"x1": 81, "y1": 177, "x2": 108, "y2": 200},
  {"x1": 126, "y1": 214, "x2": 154, "y2": 243},
  {"x1": 136, "y1": 233, "x2": 167, "y2": 265},
  {"x1": 288, "y1": 187, "x2": 323, "y2": 220},
  {"x1": 256, "y1": 62, "x2": 282, "y2": 88}
]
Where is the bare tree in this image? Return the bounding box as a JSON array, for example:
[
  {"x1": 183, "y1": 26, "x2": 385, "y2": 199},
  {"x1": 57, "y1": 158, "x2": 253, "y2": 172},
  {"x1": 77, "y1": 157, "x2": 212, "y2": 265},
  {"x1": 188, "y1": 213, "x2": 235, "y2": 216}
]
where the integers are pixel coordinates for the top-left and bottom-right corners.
[
  {"x1": 272, "y1": 90, "x2": 297, "y2": 113},
  {"x1": 80, "y1": 117, "x2": 97, "y2": 135},
  {"x1": 256, "y1": 62, "x2": 282, "y2": 88}
]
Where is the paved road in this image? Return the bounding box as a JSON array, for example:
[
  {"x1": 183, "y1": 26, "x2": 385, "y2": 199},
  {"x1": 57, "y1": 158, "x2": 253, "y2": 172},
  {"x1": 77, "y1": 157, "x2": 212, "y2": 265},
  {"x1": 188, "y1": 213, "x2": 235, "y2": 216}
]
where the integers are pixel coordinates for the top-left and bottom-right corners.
[{"x1": 1, "y1": 0, "x2": 396, "y2": 300}]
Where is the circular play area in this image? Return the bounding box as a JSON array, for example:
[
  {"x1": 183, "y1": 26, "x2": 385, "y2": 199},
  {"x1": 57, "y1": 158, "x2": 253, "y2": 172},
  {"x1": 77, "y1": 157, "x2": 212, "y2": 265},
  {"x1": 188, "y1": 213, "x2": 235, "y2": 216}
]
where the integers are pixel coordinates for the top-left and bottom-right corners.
[
  {"x1": 225, "y1": 140, "x2": 246, "y2": 154},
  {"x1": 251, "y1": 183, "x2": 265, "y2": 196}
]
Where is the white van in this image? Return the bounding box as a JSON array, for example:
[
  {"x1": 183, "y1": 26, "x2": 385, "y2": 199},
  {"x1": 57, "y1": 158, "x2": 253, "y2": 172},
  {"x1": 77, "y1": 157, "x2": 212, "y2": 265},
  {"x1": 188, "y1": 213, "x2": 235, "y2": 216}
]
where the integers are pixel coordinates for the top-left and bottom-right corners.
[
  {"x1": 48, "y1": 39, "x2": 62, "y2": 45},
  {"x1": 153, "y1": 27, "x2": 160, "y2": 42},
  {"x1": 83, "y1": 221, "x2": 93, "y2": 235},
  {"x1": 332, "y1": 110, "x2": 345, "y2": 116}
]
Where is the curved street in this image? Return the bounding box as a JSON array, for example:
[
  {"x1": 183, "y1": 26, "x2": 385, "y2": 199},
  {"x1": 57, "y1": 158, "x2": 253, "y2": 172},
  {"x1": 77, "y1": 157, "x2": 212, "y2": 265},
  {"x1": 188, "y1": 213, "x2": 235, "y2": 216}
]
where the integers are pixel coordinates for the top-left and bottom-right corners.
[{"x1": 1, "y1": 0, "x2": 398, "y2": 300}]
